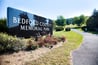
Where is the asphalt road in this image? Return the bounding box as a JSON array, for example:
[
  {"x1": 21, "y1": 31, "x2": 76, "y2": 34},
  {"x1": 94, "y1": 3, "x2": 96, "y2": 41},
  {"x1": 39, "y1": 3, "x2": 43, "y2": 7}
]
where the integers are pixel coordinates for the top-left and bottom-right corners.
[{"x1": 72, "y1": 29, "x2": 98, "y2": 65}]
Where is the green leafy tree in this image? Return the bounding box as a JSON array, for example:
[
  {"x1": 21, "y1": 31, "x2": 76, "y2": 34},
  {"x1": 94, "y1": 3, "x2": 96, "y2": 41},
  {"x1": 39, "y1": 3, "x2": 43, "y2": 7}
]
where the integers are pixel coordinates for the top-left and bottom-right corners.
[
  {"x1": 73, "y1": 17, "x2": 80, "y2": 26},
  {"x1": 55, "y1": 16, "x2": 66, "y2": 26},
  {"x1": 0, "y1": 18, "x2": 7, "y2": 32},
  {"x1": 79, "y1": 15, "x2": 85, "y2": 25},
  {"x1": 86, "y1": 9, "x2": 98, "y2": 30},
  {"x1": 66, "y1": 18, "x2": 73, "y2": 25},
  {"x1": 73, "y1": 15, "x2": 86, "y2": 26}
]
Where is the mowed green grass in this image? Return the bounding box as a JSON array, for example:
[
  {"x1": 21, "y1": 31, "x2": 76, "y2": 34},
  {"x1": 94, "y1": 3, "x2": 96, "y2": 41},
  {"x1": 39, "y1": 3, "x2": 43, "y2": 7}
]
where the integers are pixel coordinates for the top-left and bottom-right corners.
[{"x1": 30, "y1": 31, "x2": 83, "y2": 65}]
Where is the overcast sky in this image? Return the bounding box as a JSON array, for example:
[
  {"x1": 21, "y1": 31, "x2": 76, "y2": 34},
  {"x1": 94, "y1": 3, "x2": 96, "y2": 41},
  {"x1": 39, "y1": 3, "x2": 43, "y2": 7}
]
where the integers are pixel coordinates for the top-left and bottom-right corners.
[{"x1": 0, "y1": 0, "x2": 98, "y2": 19}]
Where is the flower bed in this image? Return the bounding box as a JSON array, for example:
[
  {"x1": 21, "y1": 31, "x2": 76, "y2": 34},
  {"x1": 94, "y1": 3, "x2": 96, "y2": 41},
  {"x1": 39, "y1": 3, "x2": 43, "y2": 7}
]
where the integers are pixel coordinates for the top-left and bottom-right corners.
[{"x1": 0, "y1": 33, "x2": 66, "y2": 54}]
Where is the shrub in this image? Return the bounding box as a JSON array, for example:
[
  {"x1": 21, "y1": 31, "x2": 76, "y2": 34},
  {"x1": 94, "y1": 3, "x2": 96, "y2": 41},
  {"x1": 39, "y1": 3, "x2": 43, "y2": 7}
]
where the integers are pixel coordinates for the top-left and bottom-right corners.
[
  {"x1": 37, "y1": 37, "x2": 45, "y2": 47},
  {"x1": 11, "y1": 38, "x2": 24, "y2": 52},
  {"x1": 59, "y1": 36, "x2": 66, "y2": 42},
  {"x1": 81, "y1": 26, "x2": 88, "y2": 31},
  {"x1": 0, "y1": 32, "x2": 66, "y2": 53},
  {"x1": 25, "y1": 38, "x2": 38, "y2": 50},
  {"x1": 0, "y1": 33, "x2": 39, "y2": 53},
  {"x1": 0, "y1": 33, "x2": 13, "y2": 52},
  {"x1": 55, "y1": 26, "x2": 64, "y2": 31},
  {"x1": 0, "y1": 33, "x2": 24, "y2": 53},
  {"x1": 65, "y1": 27, "x2": 71, "y2": 31},
  {"x1": 44, "y1": 34, "x2": 58, "y2": 46},
  {"x1": 44, "y1": 43, "x2": 53, "y2": 49}
]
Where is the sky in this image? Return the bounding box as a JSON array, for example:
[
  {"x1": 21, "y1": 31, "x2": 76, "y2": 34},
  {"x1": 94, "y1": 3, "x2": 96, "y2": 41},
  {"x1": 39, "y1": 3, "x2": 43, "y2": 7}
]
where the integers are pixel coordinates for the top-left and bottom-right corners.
[{"x1": 0, "y1": 0, "x2": 98, "y2": 19}]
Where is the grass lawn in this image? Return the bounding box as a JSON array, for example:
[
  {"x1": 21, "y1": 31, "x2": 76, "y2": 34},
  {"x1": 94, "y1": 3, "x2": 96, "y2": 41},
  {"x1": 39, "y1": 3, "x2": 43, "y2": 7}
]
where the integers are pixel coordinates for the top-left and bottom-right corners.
[{"x1": 29, "y1": 31, "x2": 83, "y2": 65}]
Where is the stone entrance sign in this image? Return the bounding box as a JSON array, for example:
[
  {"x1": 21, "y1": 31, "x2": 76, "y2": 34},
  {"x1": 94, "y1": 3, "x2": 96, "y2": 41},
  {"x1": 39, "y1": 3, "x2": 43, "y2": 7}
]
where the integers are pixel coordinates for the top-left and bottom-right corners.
[{"x1": 7, "y1": 7, "x2": 53, "y2": 38}]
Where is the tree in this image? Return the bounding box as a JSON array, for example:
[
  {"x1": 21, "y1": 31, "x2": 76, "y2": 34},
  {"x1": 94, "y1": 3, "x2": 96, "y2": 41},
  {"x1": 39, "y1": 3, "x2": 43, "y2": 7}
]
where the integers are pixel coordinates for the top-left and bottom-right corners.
[
  {"x1": 66, "y1": 18, "x2": 73, "y2": 25},
  {"x1": 0, "y1": 18, "x2": 7, "y2": 32},
  {"x1": 73, "y1": 17, "x2": 80, "y2": 26},
  {"x1": 79, "y1": 15, "x2": 85, "y2": 25},
  {"x1": 86, "y1": 9, "x2": 98, "y2": 31},
  {"x1": 55, "y1": 16, "x2": 66, "y2": 26},
  {"x1": 73, "y1": 15, "x2": 86, "y2": 26}
]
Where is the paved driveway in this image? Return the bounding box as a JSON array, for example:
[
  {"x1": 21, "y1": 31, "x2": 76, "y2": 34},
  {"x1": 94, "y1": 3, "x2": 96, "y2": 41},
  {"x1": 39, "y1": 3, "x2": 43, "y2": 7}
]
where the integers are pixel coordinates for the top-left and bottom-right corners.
[{"x1": 71, "y1": 29, "x2": 98, "y2": 65}]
